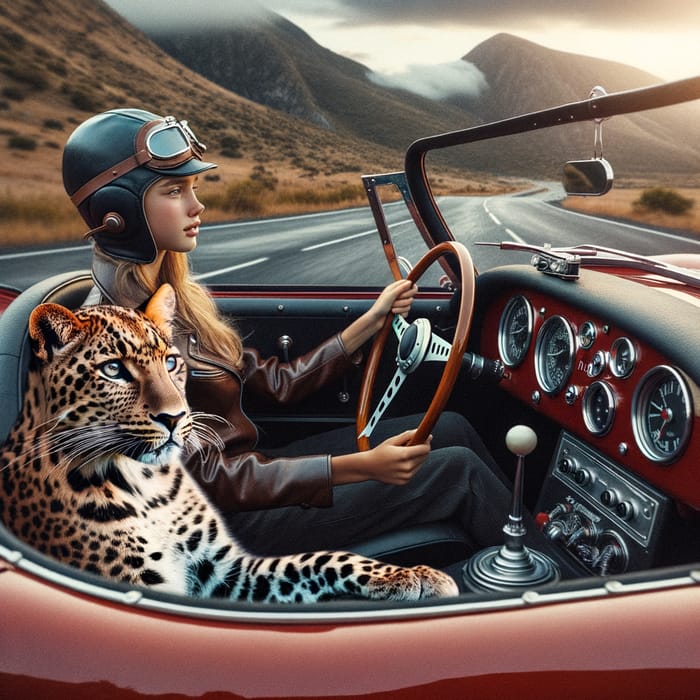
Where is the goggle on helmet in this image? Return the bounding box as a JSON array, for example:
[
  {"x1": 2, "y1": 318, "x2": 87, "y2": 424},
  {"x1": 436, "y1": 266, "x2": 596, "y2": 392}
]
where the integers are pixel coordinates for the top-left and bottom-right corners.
[{"x1": 63, "y1": 108, "x2": 217, "y2": 264}]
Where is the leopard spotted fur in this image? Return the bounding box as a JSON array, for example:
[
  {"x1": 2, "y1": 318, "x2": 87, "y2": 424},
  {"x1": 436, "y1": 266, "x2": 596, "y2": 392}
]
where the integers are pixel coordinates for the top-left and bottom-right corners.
[{"x1": 0, "y1": 284, "x2": 457, "y2": 603}]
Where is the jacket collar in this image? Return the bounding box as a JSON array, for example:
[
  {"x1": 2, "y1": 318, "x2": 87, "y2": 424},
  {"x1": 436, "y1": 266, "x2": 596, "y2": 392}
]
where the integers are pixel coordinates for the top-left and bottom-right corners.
[{"x1": 91, "y1": 254, "x2": 150, "y2": 309}]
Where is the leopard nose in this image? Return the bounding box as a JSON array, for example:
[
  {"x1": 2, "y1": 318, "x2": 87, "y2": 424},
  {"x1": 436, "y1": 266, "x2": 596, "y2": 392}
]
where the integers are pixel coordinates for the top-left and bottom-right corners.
[{"x1": 151, "y1": 411, "x2": 186, "y2": 434}]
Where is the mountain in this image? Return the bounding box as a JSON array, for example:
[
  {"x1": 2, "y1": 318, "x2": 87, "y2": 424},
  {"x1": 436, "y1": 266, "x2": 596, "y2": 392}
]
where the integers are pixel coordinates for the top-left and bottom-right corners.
[
  {"x1": 145, "y1": 8, "x2": 481, "y2": 152},
  {"x1": 139, "y1": 16, "x2": 700, "y2": 176},
  {"x1": 462, "y1": 33, "x2": 662, "y2": 121}
]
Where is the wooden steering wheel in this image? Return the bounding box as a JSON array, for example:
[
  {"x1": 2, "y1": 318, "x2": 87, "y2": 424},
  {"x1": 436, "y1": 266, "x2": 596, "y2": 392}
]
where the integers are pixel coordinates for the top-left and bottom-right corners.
[{"x1": 356, "y1": 241, "x2": 476, "y2": 450}]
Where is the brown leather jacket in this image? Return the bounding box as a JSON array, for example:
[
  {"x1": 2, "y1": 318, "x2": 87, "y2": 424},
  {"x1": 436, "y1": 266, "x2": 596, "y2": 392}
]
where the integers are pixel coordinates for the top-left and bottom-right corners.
[{"x1": 179, "y1": 331, "x2": 359, "y2": 512}]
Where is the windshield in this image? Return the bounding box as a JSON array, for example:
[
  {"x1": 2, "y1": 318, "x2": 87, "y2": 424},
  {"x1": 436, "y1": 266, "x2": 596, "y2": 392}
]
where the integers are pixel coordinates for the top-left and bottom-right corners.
[{"x1": 405, "y1": 80, "x2": 700, "y2": 274}]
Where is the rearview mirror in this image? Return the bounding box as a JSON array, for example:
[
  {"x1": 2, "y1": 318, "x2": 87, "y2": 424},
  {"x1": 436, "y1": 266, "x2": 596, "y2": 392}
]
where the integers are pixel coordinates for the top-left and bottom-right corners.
[{"x1": 562, "y1": 158, "x2": 613, "y2": 196}]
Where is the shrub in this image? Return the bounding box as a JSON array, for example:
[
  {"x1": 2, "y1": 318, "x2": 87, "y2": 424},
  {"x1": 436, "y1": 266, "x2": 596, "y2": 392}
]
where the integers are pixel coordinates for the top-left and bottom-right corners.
[
  {"x1": 278, "y1": 183, "x2": 365, "y2": 206},
  {"x1": 219, "y1": 134, "x2": 242, "y2": 159},
  {"x1": 2, "y1": 62, "x2": 49, "y2": 90},
  {"x1": 2, "y1": 85, "x2": 25, "y2": 101},
  {"x1": 634, "y1": 187, "x2": 694, "y2": 216},
  {"x1": 221, "y1": 178, "x2": 269, "y2": 215},
  {"x1": 70, "y1": 88, "x2": 102, "y2": 112},
  {"x1": 43, "y1": 119, "x2": 64, "y2": 131},
  {"x1": 8, "y1": 134, "x2": 36, "y2": 150}
]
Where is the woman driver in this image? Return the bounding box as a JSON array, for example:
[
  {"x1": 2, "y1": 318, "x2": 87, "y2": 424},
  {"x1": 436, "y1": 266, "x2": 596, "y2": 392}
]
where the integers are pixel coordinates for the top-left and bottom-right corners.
[{"x1": 61, "y1": 108, "x2": 517, "y2": 557}]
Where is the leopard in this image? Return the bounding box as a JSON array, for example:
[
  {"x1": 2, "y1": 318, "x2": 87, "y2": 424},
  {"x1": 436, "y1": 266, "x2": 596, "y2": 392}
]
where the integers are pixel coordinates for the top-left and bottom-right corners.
[{"x1": 0, "y1": 283, "x2": 458, "y2": 603}]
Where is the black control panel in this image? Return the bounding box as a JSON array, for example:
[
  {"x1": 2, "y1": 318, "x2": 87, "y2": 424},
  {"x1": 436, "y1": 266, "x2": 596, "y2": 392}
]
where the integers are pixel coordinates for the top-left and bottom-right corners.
[{"x1": 535, "y1": 432, "x2": 672, "y2": 575}]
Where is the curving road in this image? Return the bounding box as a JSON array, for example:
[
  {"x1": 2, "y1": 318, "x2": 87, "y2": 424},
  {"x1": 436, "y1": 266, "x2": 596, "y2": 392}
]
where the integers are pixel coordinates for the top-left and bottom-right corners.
[{"x1": 2, "y1": 190, "x2": 699, "y2": 292}]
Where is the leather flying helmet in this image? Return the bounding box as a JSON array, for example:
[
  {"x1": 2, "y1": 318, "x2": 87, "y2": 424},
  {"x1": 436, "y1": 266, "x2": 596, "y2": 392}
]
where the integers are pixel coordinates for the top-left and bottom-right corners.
[{"x1": 62, "y1": 108, "x2": 217, "y2": 263}]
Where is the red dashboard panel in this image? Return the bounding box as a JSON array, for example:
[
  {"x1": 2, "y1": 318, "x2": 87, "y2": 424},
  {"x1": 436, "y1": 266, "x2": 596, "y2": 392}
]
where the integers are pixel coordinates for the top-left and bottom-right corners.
[{"x1": 479, "y1": 288, "x2": 700, "y2": 508}]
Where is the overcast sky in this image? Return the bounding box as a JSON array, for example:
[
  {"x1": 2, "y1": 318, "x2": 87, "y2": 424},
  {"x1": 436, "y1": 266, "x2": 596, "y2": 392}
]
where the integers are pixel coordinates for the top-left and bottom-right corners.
[{"x1": 105, "y1": 0, "x2": 700, "y2": 85}]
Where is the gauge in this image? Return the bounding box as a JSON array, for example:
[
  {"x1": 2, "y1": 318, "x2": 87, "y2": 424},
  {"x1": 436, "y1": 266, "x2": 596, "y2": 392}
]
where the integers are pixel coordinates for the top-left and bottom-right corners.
[
  {"x1": 497, "y1": 295, "x2": 533, "y2": 367},
  {"x1": 578, "y1": 320, "x2": 597, "y2": 350},
  {"x1": 587, "y1": 350, "x2": 608, "y2": 378},
  {"x1": 610, "y1": 337, "x2": 637, "y2": 378},
  {"x1": 534, "y1": 315, "x2": 575, "y2": 395},
  {"x1": 632, "y1": 365, "x2": 693, "y2": 463},
  {"x1": 583, "y1": 381, "x2": 615, "y2": 435}
]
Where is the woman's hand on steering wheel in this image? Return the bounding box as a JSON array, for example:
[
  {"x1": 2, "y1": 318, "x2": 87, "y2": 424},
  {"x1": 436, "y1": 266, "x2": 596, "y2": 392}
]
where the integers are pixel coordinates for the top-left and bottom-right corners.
[{"x1": 331, "y1": 429, "x2": 432, "y2": 486}]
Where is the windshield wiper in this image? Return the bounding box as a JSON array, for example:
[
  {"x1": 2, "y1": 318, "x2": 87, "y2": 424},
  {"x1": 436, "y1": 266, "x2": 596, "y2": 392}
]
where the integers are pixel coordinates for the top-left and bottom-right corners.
[{"x1": 477, "y1": 241, "x2": 700, "y2": 288}]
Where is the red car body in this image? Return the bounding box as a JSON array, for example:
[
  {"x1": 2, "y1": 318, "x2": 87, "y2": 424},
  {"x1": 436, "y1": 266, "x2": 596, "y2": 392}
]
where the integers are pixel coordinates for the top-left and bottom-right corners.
[{"x1": 3, "y1": 77, "x2": 700, "y2": 699}]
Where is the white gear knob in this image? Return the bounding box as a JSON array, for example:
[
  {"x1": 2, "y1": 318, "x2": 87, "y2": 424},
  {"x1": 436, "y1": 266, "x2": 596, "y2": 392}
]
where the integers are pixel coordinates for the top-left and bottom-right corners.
[{"x1": 506, "y1": 425, "x2": 537, "y2": 457}]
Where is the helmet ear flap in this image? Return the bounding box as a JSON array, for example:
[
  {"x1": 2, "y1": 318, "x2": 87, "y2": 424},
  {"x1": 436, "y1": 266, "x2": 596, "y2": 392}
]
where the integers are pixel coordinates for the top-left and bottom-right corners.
[{"x1": 86, "y1": 185, "x2": 157, "y2": 264}]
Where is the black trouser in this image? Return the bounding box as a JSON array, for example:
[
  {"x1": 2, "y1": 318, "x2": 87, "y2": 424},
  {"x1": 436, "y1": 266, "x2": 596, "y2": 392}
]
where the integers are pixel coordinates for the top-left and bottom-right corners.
[{"x1": 224, "y1": 412, "x2": 529, "y2": 557}]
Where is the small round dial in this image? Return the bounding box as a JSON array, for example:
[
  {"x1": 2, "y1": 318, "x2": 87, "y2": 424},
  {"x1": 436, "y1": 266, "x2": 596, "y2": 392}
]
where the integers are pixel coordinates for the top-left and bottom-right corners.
[
  {"x1": 583, "y1": 380, "x2": 615, "y2": 436},
  {"x1": 610, "y1": 337, "x2": 637, "y2": 378},
  {"x1": 578, "y1": 320, "x2": 597, "y2": 350},
  {"x1": 535, "y1": 315, "x2": 575, "y2": 395},
  {"x1": 498, "y1": 295, "x2": 533, "y2": 368},
  {"x1": 632, "y1": 365, "x2": 693, "y2": 463}
]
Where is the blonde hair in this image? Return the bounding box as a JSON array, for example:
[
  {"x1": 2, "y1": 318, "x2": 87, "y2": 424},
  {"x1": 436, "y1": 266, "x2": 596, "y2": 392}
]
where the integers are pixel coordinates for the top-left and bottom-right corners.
[{"x1": 103, "y1": 249, "x2": 243, "y2": 367}]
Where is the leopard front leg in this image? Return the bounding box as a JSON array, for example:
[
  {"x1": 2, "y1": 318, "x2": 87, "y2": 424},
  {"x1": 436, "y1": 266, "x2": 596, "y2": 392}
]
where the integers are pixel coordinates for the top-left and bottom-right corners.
[{"x1": 215, "y1": 551, "x2": 459, "y2": 603}]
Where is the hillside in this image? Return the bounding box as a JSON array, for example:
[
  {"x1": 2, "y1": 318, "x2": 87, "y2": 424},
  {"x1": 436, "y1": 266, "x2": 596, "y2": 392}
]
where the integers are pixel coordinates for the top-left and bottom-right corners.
[{"x1": 0, "y1": 0, "x2": 404, "y2": 243}]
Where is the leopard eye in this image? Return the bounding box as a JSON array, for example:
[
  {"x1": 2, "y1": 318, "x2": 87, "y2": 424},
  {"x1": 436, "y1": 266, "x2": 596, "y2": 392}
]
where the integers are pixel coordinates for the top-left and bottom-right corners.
[
  {"x1": 98, "y1": 359, "x2": 132, "y2": 382},
  {"x1": 165, "y1": 355, "x2": 179, "y2": 372}
]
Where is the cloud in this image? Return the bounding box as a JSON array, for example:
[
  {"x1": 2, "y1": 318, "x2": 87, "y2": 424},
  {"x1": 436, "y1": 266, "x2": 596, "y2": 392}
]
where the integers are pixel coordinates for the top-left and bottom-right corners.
[
  {"x1": 368, "y1": 60, "x2": 487, "y2": 100},
  {"x1": 264, "y1": 0, "x2": 700, "y2": 30},
  {"x1": 104, "y1": 0, "x2": 270, "y2": 30}
]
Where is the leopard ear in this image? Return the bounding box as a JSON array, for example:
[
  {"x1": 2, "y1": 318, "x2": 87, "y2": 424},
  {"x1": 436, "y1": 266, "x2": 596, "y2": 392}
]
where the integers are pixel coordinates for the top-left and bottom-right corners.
[
  {"x1": 29, "y1": 303, "x2": 85, "y2": 363},
  {"x1": 144, "y1": 283, "x2": 177, "y2": 333}
]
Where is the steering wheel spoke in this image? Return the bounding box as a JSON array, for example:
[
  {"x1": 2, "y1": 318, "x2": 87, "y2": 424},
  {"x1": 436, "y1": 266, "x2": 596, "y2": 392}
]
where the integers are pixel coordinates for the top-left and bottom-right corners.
[
  {"x1": 423, "y1": 331, "x2": 452, "y2": 363},
  {"x1": 358, "y1": 366, "x2": 408, "y2": 439}
]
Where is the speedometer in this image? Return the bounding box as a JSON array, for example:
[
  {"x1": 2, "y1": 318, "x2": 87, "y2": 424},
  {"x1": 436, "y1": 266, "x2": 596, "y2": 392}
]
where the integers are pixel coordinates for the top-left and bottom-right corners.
[
  {"x1": 632, "y1": 365, "x2": 693, "y2": 463},
  {"x1": 535, "y1": 315, "x2": 575, "y2": 395},
  {"x1": 498, "y1": 295, "x2": 533, "y2": 367}
]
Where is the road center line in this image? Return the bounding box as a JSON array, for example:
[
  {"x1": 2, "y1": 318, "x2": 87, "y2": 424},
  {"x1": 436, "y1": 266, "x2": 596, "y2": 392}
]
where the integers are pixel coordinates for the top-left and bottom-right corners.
[
  {"x1": 194, "y1": 257, "x2": 269, "y2": 281},
  {"x1": 301, "y1": 217, "x2": 415, "y2": 252},
  {"x1": 0, "y1": 244, "x2": 91, "y2": 260}
]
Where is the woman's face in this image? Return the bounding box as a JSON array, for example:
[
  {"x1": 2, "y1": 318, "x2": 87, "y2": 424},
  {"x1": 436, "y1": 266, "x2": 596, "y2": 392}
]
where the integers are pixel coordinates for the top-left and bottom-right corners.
[{"x1": 143, "y1": 175, "x2": 205, "y2": 253}]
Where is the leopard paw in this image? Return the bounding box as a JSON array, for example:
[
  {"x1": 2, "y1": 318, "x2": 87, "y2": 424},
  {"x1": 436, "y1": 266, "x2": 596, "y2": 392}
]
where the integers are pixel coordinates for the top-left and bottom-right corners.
[{"x1": 410, "y1": 565, "x2": 459, "y2": 598}]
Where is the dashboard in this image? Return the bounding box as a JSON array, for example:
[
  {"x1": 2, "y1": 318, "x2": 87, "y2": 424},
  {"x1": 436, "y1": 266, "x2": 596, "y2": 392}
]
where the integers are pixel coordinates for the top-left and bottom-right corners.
[{"x1": 474, "y1": 265, "x2": 700, "y2": 511}]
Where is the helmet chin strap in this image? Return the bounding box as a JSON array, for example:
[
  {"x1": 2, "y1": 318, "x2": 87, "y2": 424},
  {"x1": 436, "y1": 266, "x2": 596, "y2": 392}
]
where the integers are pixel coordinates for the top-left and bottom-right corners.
[{"x1": 83, "y1": 212, "x2": 125, "y2": 240}]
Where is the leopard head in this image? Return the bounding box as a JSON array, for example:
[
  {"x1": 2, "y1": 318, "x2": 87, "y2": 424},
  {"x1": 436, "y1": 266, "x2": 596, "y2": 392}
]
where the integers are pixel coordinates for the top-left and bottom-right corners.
[{"x1": 27, "y1": 283, "x2": 192, "y2": 468}]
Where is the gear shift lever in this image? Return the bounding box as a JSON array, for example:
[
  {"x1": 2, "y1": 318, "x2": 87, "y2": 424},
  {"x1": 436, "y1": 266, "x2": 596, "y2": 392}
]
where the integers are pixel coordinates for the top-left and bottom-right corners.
[{"x1": 462, "y1": 425, "x2": 560, "y2": 592}]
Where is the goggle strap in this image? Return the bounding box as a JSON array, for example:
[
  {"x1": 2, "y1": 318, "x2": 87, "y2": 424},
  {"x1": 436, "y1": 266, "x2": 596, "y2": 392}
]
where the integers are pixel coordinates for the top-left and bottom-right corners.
[{"x1": 70, "y1": 150, "x2": 151, "y2": 207}]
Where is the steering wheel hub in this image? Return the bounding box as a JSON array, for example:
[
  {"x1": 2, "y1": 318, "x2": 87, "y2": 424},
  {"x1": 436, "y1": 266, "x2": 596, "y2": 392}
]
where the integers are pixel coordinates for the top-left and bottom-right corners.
[{"x1": 397, "y1": 318, "x2": 431, "y2": 374}]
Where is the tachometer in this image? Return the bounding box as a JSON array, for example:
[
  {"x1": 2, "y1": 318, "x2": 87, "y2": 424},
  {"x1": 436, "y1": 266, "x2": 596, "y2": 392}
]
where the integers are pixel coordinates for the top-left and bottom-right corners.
[
  {"x1": 535, "y1": 315, "x2": 575, "y2": 395},
  {"x1": 632, "y1": 365, "x2": 693, "y2": 463},
  {"x1": 497, "y1": 295, "x2": 533, "y2": 367}
]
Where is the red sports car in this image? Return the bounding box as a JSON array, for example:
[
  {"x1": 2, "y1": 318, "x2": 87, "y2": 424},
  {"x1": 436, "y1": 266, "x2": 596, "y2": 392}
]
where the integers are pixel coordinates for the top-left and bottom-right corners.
[{"x1": 2, "y1": 77, "x2": 700, "y2": 698}]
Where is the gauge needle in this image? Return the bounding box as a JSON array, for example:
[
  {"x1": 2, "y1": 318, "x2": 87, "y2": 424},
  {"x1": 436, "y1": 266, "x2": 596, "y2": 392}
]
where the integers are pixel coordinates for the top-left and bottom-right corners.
[{"x1": 659, "y1": 407, "x2": 673, "y2": 438}]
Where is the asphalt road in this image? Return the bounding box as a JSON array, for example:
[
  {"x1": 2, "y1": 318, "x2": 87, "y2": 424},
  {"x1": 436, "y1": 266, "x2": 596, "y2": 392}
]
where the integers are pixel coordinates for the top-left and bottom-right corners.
[{"x1": 2, "y1": 191, "x2": 699, "y2": 292}]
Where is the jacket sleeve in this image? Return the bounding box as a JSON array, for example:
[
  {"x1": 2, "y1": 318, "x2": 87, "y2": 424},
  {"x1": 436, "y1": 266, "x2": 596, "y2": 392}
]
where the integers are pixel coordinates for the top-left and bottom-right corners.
[
  {"x1": 182, "y1": 333, "x2": 361, "y2": 512},
  {"x1": 242, "y1": 333, "x2": 361, "y2": 403},
  {"x1": 185, "y1": 448, "x2": 334, "y2": 512}
]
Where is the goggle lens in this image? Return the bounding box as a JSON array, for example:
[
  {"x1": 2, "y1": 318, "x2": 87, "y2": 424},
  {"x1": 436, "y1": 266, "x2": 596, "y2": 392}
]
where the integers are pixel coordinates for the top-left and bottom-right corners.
[{"x1": 145, "y1": 119, "x2": 204, "y2": 162}]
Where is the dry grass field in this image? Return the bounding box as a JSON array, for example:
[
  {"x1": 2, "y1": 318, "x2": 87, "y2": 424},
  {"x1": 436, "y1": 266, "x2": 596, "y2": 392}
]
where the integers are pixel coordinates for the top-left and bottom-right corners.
[{"x1": 563, "y1": 187, "x2": 700, "y2": 237}]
